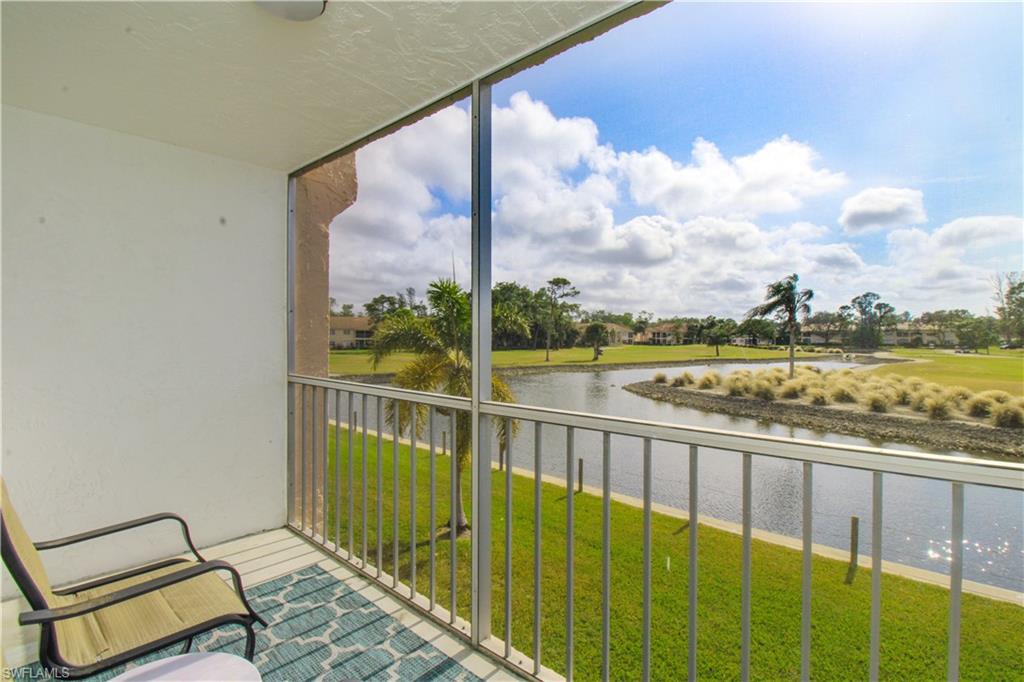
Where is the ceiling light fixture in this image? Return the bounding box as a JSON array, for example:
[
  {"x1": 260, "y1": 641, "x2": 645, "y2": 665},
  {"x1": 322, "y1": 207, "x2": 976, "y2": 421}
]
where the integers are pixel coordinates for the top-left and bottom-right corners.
[{"x1": 256, "y1": 1, "x2": 326, "y2": 22}]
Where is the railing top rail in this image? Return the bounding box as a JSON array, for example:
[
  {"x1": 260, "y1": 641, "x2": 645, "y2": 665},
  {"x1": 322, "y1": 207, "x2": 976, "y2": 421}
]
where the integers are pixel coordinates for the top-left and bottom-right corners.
[
  {"x1": 479, "y1": 400, "x2": 1024, "y2": 490},
  {"x1": 287, "y1": 374, "x2": 1024, "y2": 490},
  {"x1": 289, "y1": 374, "x2": 470, "y2": 411}
]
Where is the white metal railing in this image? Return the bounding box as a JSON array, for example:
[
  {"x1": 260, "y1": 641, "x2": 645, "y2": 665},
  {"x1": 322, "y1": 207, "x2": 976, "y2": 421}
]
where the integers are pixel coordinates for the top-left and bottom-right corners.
[{"x1": 286, "y1": 373, "x2": 1024, "y2": 682}]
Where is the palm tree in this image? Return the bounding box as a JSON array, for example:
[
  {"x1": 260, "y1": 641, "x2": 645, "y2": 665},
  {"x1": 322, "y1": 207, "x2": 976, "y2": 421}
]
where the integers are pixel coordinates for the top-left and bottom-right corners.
[
  {"x1": 371, "y1": 278, "x2": 516, "y2": 534},
  {"x1": 747, "y1": 273, "x2": 813, "y2": 378}
]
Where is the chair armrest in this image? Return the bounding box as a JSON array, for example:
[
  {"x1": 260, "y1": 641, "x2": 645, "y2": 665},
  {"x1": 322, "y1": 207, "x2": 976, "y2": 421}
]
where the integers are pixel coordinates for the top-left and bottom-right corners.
[
  {"x1": 33, "y1": 513, "x2": 204, "y2": 561},
  {"x1": 19, "y1": 560, "x2": 244, "y2": 625}
]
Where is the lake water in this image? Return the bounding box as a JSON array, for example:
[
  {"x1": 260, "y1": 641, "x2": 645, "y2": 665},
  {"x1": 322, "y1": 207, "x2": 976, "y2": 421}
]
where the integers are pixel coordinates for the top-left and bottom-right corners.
[
  {"x1": 331, "y1": 360, "x2": 1023, "y2": 592},
  {"x1": 500, "y1": 361, "x2": 1023, "y2": 592}
]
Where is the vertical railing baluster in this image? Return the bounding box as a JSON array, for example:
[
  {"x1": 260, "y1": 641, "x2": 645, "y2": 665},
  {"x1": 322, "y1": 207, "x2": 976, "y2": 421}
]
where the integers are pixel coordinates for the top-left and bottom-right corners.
[
  {"x1": 287, "y1": 382, "x2": 295, "y2": 526},
  {"x1": 450, "y1": 410, "x2": 458, "y2": 624},
  {"x1": 429, "y1": 406, "x2": 437, "y2": 610},
  {"x1": 300, "y1": 384, "x2": 307, "y2": 532},
  {"x1": 322, "y1": 389, "x2": 328, "y2": 547},
  {"x1": 601, "y1": 432, "x2": 611, "y2": 682},
  {"x1": 348, "y1": 391, "x2": 354, "y2": 559},
  {"x1": 311, "y1": 387, "x2": 319, "y2": 539},
  {"x1": 393, "y1": 401, "x2": 400, "y2": 588},
  {"x1": 688, "y1": 445, "x2": 698, "y2": 682},
  {"x1": 741, "y1": 453, "x2": 752, "y2": 682},
  {"x1": 332, "y1": 390, "x2": 339, "y2": 551},
  {"x1": 566, "y1": 426, "x2": 575, "y2": 682},
  {"x1": 376, "y1": 397, "x2": 384, "y2": 579},
  {"x1": 533, "y1": 421, "x2": 543, "y2": 675},
  {"x1": 870, "y1": 472, "x2": 883, "y2": 682},
  {"x1": 801, "y1": 462, "x2": 812, "y2": 682},
  {"x1": 504, "y1": 416, "x2": 513, "y2": 659},
  {"x1": 410, "y1": 404, "x2": 418, "y2": 598},
  {"x1": 362, "y1": 393, "x2": 368, "y2": 566},
  {"x1": 948, "y1": 483, "x2": 964, "y2": 682},
  {"x1": 642, "y1": 438, "x2": 652, "y2": 682}
]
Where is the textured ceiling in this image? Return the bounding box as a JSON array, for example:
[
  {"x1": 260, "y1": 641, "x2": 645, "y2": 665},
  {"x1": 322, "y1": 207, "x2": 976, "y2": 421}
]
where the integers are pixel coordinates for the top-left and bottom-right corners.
[{"x1": 2, "y1": 1, "x2": 628, "y2": 171}]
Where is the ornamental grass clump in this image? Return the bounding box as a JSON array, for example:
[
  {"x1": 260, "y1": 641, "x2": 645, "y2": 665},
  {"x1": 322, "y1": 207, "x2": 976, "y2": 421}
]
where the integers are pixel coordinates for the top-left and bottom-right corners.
[
  {"x1": 925, "y1": 396, "x2": 953, "y2": 421},
  {"x1": 653, "y1": 372, "x2": 667, "y2": 384},
  {"x1": 830, "y1": 382, "x2": 859, "y2": 403},
  {"x1": 751, "y1": 380, "x2": 776, "y2": 401},
  {"x1": 979, "y1": 390, "x2": 1013, "y2": 404},
  {"x1": 697, "y1": 371, "x2": 721, "y2": 389},
  {"x1": 807, "y1": 388, "x2": 829, "y2": 406},
  {"x1": 863, "y1": 390, "x2": 893, "y2": 413},
  {"x1": 779, "y1": 379, "x2": 805, "y2": 399},
  {"x1": 991, "y1": 403, "x2": 1024, "y2": 429},
  {"x1": 966, "y1": 395, "x2": 995, "y2": 418},
  {"x1": 671, "y1": 372, "x2": 695, "y2": 388},
  {"x1": 725, "y1": 375, "x2": 749, "y2": 397}
]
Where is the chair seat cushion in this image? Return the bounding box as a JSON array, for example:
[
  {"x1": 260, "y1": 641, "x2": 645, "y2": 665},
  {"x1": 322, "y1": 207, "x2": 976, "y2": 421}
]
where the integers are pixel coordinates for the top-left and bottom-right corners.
[{"x1": 54, "y1": 561, "x2": 248, "y2": 667}]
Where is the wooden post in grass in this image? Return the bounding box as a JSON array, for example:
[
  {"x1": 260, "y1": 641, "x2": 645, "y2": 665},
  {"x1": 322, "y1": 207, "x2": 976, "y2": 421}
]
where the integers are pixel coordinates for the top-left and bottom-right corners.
[
  {"x1": 442, "y1": 431, "x2": 447, "y2": 458},
  {"x1": 845, "y1": 516, "x2": 860, "y2": 584},
  {"x1": 577, "y1": 458, "x2": 583, "y2": 493},
  {"x1": 499, "y1": 445, "x2": 504, "y2": 471}
]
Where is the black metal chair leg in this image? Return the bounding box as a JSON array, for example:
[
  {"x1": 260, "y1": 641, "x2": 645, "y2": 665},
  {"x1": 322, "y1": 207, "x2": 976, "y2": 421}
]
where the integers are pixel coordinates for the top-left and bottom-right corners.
[
  {"x1": 181, "y1": 635, "x2": 194, "y2": 654},
  {"x1": 243, "y1": 623, "x2": 256, "y2": 661}
]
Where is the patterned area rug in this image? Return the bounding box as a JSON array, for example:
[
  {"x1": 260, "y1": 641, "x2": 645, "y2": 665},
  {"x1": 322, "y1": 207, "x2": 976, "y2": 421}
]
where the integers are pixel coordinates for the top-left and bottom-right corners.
[{"x1": 19, "y1": 565, "x2": 483, "y2": 681}]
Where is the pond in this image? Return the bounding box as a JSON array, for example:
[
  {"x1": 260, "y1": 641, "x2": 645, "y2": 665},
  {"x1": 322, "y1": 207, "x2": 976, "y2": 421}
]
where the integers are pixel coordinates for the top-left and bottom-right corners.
[{"x1": 500, "y1": 360, "x2": 1023, "y2": 592}]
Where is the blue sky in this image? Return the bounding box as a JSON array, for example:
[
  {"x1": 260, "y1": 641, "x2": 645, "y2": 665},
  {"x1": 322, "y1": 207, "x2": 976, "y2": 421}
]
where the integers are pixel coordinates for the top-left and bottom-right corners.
[{"x1": 331, "y1": 2, "x2": 1023, "y2": 318}]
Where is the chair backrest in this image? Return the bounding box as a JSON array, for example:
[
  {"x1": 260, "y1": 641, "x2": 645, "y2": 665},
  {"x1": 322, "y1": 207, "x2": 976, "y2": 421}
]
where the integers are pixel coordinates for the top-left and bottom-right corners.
[{"x1": 1, "y1": 478, "x2": 56, "y2": 609}]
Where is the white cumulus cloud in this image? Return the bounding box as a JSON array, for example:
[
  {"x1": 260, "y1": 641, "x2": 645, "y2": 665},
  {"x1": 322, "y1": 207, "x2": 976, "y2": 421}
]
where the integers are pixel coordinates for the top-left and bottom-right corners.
[{"x1": 839, "y1": 187, "x2": 926, "y2": 234}]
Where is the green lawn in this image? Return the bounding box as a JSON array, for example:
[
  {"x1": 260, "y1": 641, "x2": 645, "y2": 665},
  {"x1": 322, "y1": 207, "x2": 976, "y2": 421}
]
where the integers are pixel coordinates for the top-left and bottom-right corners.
[
  {"x1": 869, "y1": 348, "x2": 1024, "y2": 395},
  {"x1": 329, "y1": 344, "x2": 806, "y2": 376},
  {"x1": 304, "y1": 427, "x2": 1023, "y2": 681}
]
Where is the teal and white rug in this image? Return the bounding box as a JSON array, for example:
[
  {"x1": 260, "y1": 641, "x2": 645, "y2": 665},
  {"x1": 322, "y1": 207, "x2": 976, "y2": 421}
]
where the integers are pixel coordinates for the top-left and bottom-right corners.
[{"x1": 20, "y1": 565, "x2": 483, "y2": 681}]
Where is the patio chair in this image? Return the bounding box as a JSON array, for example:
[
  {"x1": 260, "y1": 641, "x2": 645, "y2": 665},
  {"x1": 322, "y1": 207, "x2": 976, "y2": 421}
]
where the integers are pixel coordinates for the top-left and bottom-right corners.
[{"x1": 1, "y1": 479, "x2": 267, "y2": 680}]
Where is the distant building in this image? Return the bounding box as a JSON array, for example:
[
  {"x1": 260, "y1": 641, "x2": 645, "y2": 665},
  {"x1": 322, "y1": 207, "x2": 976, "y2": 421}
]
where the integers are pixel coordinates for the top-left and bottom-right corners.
[
  {"x1": 636, "y1": 322, "x2": 687, "y2": 345},
  {"x1": 575, "y1": 321, "x2": 635, "y2": 345},
  {"x1": 800, "y1": 322, "x2": 958, "y2": 347},
  {"x1": 330, "y1": 315, "x2": 373, "y2": 349}
]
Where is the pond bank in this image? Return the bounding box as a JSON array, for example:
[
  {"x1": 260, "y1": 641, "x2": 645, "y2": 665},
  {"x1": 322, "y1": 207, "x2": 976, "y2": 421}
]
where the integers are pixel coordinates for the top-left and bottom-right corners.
[{"x1": 623, "y1": 381, "x2": 1024, "y2": 459}]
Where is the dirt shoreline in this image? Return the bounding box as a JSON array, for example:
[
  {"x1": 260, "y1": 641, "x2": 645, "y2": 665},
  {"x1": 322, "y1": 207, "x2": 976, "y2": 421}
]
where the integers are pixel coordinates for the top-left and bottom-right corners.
[{"x1": 623, "y1": 381, "x2": 1024, "y2": 459}]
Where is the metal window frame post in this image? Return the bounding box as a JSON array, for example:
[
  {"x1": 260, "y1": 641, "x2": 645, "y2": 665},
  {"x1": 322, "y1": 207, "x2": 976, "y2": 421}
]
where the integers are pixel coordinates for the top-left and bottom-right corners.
[{"x1": 470, "y1": 78, "x2": 493, "y2": 646}]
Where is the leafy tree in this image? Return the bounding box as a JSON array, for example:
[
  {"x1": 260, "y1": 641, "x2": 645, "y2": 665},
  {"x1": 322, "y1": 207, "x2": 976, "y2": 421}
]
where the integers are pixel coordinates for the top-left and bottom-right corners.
[
  {"x1": 954, "y1": 315, "x2": 999, "y2": 353},
  {"x1": 492, "y1": 281, "x2": 540, "y2": 349},
  {"x1": 849, "y1": 292, "x2": 882, "y2": 348},
  {"x1": 338, "y1": 303, "x2": 355, "y2": 317},
  {"x1": 493, "y1": 302, "x2": 531, "y2": 349},
  {"x1": 993, "y1": 272, "x2": 1024, "y2": 343},
  {"x1": 633, "y1": 310, "x2": 653, "y2": 336},
  {"x1": 329, "y1": 297, "x2": 339, "y2": 315},
  {"x1": 363, "y1": 294, "x2": 405, "y2": 325},
  {"x1": 804, "y1": 311, "x2": 848, "y2": 345},
  {"x1": 705, "y1": 319, "x2": 738, "y2": 357},
  {"x1": 543, "y1": 277, "x2": 579, "y2": 361},
  {"x1": 747, "y1": 273, "x2": 813, "y2": 377},
  {"x1": 582, "y1": 322, "x2": 610, "y2": 361},
  {"x1": 371, "y1": 279, "x2": 516, "y2": 533},
  {"x1": 738, "y1": 317, "x2": 777, "y2": 345}
]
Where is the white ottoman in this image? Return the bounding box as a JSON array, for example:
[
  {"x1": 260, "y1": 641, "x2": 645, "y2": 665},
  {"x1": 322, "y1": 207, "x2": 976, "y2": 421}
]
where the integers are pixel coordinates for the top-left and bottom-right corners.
[{"x1": 112, "y1": 653, "x2": 261, "y2": 681}]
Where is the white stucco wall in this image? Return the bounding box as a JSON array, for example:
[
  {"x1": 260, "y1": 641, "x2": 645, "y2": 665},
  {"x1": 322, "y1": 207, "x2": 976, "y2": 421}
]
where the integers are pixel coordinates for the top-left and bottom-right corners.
[{"x1": 1, "y1": 105, "x2": 287, "y2": 593}]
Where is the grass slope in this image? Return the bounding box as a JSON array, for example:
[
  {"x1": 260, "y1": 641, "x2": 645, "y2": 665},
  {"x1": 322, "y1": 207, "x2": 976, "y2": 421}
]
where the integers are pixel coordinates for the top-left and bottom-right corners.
[
  {"x1": 301, "y1": 426, "x2": 1023, "y2": 681},
  {"x1": 869, "y1": 348, "x2": 1024, "y2": 395},
  {"x1": 329, "y1": 345, "x2": 805, "y2": 376}
]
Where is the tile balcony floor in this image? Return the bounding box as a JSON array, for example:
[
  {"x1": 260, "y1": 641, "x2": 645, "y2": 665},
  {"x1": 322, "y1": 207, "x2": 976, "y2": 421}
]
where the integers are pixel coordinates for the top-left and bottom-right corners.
[{"x1": 4, "y1": 529, "x2": 521, "y2": 681}]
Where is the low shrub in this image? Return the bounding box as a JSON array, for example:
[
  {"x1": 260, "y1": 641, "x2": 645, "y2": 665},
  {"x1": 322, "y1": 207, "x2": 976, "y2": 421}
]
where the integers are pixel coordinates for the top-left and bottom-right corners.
[
  {"x1": 966, "y1": 395, "x2": 995, "y2": 418},
  {"x1": 671, "y1": 372, "x2": 695, "y2": 387},
  {"x1": 947, "y1": 385, "x2": 973, "y2": 403},
  {"x1": 991, "y1": 404, "x2": 1024, "y2": 429},
  {"x1": 891, "y1": 385, "x2": 913, "y2": 406},
  {"x1": 830, "y1": 383, "x2": 859, "y2": 403},
  {"x1": 725, "y1": 376, "x2": 749, "y2": 396},
  {"x1": 979, "y1": 390, "x2": 1013, "y2": 404},
  {"x1": 863, "y1": 391, "x2": 892, "y2": 413},
  {"x1": 750, "y1": 380, "x2": 776, "y2": 401},
  {"x1": 779, "y1": 379, "x2": 805, "y2": 399},
  {"x1": 903, "y1": 376, "x2": 926, "y2": 390},
  {"x1": 925, "y1": 396, "x2": 953, "y2": 421},
  {"x1": 653, "y1": 372, "x2": 667, "y2": 384},
  {"x1": 807, "y1": 388, "x2": 829, "y2": 405},
  {"x1": 697, "y1": 371, "x2": 721, "y2": 389}
]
